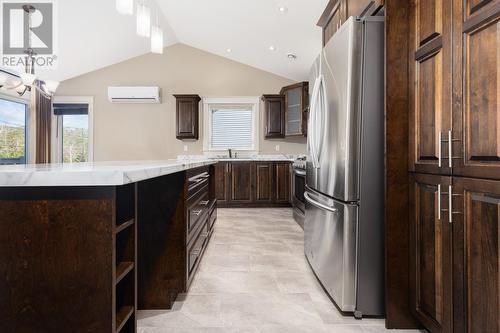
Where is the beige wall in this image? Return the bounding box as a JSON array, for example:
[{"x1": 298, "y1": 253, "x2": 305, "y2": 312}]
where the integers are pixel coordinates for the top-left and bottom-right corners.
[{"x1": 56, "y1": 43, "x2": 306, "y2": 161}]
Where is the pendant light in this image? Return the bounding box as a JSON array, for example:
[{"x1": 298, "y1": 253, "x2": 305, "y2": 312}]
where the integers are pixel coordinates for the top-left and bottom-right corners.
[
  {"x1": 151, "y1": 26, "x2": 164, "y2": 54},
  {"x1": 151, "y1": 10, "x2": 163, "y2": 54},
  {"x1": 116, "y1": 0, "x2": 133, "y2": 15},
  {"x1": 136, "y1": 1, "x2": 151, "y2": 37}
]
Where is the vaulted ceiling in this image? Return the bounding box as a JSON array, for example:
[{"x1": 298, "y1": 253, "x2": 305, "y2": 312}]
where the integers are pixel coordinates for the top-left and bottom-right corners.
[{"x1": 35, "y1": 0, "x2": 328, "y2": 82}]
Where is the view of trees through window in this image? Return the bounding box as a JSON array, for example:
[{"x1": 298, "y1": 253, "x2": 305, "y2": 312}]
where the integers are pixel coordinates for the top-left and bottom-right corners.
[
  {"x1": 0, "y1": 98, "x2": 27, "y2": 164},
  {"x1": 62, "y1": 114, "x2": 88, "y2": 163}
]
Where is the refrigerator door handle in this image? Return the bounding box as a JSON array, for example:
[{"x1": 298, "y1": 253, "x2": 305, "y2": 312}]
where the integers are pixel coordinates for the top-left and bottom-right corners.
[
  {"x1": 304, "y1": 192, "x2": 338, "y2": 213},
  {"x1": 309, "y1": 72, "x2": 326, "y2": 169}
]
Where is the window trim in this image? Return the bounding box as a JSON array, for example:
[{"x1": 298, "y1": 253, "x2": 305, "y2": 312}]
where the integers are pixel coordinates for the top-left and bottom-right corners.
[
  {"x1": 0, "y1": 91, "x2": 31, "y2": 165},
  {"x1": 51, "y1": 96, "x2": 94, "y2": 163},
  {"x1": 202, "y1": 97, "x2": 260, "y2": 154}
]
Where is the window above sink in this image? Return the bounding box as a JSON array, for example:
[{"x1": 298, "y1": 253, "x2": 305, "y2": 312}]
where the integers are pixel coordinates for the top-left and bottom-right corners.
[{"x1": 202, "y1": 97, "x2": 260, "y2": 154}]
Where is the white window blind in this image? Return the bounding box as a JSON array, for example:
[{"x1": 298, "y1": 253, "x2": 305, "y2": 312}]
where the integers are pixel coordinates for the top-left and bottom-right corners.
[{"x1": 211, "y1": 106, "x2": 253, "y2": 149}]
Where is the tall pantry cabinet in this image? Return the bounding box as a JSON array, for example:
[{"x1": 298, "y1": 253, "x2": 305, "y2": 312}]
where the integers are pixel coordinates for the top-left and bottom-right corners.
[{"x1": 408, "y1": 0, "x2": 500, "y2": 332}]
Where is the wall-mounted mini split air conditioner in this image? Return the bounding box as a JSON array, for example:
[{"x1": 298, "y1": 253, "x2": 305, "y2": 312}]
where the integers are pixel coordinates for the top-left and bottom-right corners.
[{"x1": 107, "y1": 86, "x2": 161, "y2": 103}]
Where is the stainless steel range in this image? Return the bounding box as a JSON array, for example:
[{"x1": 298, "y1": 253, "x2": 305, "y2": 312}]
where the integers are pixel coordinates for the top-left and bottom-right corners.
[
  {"x1": 292, "y1": 157, "x2": 306, "y2": 228},
  {"x1": 304, "y1": 16, "x2": 385, "y2": 318}
]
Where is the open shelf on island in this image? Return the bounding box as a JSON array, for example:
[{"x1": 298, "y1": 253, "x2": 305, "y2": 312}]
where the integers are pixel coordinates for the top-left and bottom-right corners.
[{"x1": 115, "y1": 305, "x2": 134, "y2": 333}]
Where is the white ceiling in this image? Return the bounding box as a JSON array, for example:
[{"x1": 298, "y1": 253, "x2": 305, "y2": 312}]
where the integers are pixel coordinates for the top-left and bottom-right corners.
[
  {"x1": 37, "y1": 0, "x2": 177, "y2": 82},
  {"x1": 158, "y1": 0, "x2": 328, "y2": 81},
  {"x1": 37, "y1": 0, "x2": 327, "y2": 82}
]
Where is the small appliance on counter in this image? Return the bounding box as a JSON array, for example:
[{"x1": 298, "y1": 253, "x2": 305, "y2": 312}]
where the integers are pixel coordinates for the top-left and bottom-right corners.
[{"x1": 292, "y1": 156, "x2": 306, "y2": 229}]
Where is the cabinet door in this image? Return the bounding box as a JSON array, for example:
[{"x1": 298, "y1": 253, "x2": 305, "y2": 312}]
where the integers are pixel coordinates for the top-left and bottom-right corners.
[
  {"x1": 409, "y1": 0, "x2": 453, "y2": 175},
  {"x1": 262, "y1": 95, "x2": 285, "y2": 138},
  {"x1": 229, "y1": 162, "x2": 253, "y2": 204},
  {"x1": 409, "y1": 173, "x2": 453, "y2": 333},
  {"x1": 318, "y1": 0, "x2": 345, "y2": 46},
  {"x1": 452, "y1": 0, "x2": 500, "y2": 180},
  {"x1": 175, "y1": 95, "x2": 201, "y2": 140},
  {"x1": 274, "y1": 163, "x2": 291, "y2": 203},
  {"x1": 282, "y1": 82, "x2": 308, "y2": 137},
  {"x1": 255, "y1": 163, "x2": 274, "y2": 203},
  {"x1": 346, "y1": 0, "x2": 383, "y2": 17},
  {"x1": 452, "y1": 176, "x2": 500, "y2": 333},
  {"x1": 214, "y1": 162, "x2": 229, "y2": 206}
]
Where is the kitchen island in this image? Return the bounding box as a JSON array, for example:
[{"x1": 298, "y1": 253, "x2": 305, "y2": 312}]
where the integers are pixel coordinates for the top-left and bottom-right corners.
[{"x1": 0, "y1": 160, "x2": 218, "y2": 333}]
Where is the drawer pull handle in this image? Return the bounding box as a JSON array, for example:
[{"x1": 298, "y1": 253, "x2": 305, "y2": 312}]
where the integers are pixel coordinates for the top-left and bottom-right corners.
[
  {"x1": 200, "y1": 200, "x2": 210, "y2": 206},
  {"x1": 193, "y1": 209, "x2": 203, "y2": 216}
]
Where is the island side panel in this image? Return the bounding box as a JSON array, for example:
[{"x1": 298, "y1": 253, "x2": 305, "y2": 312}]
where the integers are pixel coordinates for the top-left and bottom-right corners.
[
  {"x1": 0, "y1": 186, "x2": 115, "y2": 333},
  {"x1": 137, "y1": 172, "x2": 186, "y2": 309}
]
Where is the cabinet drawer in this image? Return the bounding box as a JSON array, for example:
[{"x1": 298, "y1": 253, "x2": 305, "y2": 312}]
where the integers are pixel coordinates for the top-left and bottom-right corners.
[
  {"x1": 209, "y1": 206, "x2": 217, "y2": 231},
  {"x1": 187, "y1": 221, "x2": 209, "y2": 279},
  {"x1": 187, "y1": 192, "x2": 209, "y2": 241},
  {"x1": 187, "y1": 172, "x2": 209, "y2": 198}
]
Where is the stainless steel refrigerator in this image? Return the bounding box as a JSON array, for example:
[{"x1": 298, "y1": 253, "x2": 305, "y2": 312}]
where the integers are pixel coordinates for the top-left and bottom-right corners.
[{"x1": 304, "y1": 16, "x2": 384, "y2": 318}]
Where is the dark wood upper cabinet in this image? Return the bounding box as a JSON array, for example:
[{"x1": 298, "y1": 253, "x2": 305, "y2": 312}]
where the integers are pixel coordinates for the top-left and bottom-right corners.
[
  {"x1": 452, "y1": 176, "x2": 500, "y2": 333},
  {"x1": 262, "y1": 95, "x2": 285, "y2": 138},
  {"x1": 409, "y1": 0, "x2": 453, "y2": 175},
  {"x1": 409, "y1": 173, "x2": 453, "y2": 333},
  {"x1": 452, "y1": 0, "x2": 500, "y2": 180},
  {"x1": 280, "y1": 82, "x2": 309, "y2": 137},
  {"x1": 346, "y1": 0, "x2": 384, "y2": 18},
  {"x1": 255, "y1": 163, "x2": 274, "y2": 202},
  {"x1": 174, "y1": 94, "x2": 201, "y2": 140},
  {"x1": 317, "y1": 0, "x2": 344, "y2": 46},
  {"x1": 317, "y1": 0, "x2": 384, "y2": 46}
]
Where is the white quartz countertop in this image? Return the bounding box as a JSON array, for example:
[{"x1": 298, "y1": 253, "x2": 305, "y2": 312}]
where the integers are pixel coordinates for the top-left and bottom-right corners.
[{"x1": 0, "y1": 160, "x2": 217, "y2": 187}]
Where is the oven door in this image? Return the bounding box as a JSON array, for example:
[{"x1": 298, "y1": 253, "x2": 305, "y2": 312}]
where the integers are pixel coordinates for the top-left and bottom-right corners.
[{"x1": 293, "y1": 168, "x2": 306, "y2": 212}]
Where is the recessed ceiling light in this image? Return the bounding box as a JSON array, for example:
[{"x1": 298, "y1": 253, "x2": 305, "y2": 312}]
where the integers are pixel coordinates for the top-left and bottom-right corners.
[
  {"x1": 287, "y1": 53, "x2": 297, "y2": 60},
  {"x1": 279, "y1": 6, "x2": 288, "y2": 13},
  {"x1": 226, "y1": 48, "x2": 232, "y2": 53},
  {"x1": 269, "y1": 45, "x2": 276, "y2": 51}
]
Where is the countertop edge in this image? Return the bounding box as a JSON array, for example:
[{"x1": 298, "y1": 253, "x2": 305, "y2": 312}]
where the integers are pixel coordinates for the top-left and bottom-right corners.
[{"x1": 0, "y1": 160, "x2": 218, "y2": 187}]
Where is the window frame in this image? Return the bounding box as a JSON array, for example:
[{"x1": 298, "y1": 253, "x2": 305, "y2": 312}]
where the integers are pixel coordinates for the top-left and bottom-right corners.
[
  {"x1": 202, "y1": 97, "x2": 260, "y2": 154},
  {"x1": 51, "y1": 96, "x2": 94, "y2": 163},
  {"x1": 0, "y1": 92, "x2": 30, "y2": 165}
]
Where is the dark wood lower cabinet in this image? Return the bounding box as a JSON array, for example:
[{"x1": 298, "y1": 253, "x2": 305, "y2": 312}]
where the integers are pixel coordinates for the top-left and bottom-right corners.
[
  {"x1": 409, "y1": 173, "x2": 453, "y2": 333},
  {"x1": 452, "y1": 177, "x2": 500, "y2": 333},
  {"x1": 216, "y1": 161, "x2": 292, "y2": 208},
  {"x1": 410, "y1": 174, "x2": 500, "y2": 333},
  {"x1": 214, "y1": 162, "x2": 229, "y2": 206},
  {"x1": 0, "y1": 166, "x2": 218, "y2": 332},
  {"x1": 255, "y1": 162, "x2": 274, "y2": 202},
  {"x1": 275, "y1": 162, "x2": 291, "y2": 203},
  {"x1": 229, "y1": 162, "x2": 254, "y2": 204}
]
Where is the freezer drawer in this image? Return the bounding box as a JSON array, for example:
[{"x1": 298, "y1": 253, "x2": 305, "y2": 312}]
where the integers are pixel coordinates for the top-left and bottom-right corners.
[{"x1": 304, "y1": 188, "x2": 358, "y2": 312}]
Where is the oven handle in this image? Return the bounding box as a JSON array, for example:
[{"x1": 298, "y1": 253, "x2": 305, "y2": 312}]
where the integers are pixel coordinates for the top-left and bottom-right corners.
[
  {"x1": 304, "y1": 192, "x2": 338, "y2": 213},
  {"x1": 294, "y1": 169, "x2": 306, "y2": 177}
]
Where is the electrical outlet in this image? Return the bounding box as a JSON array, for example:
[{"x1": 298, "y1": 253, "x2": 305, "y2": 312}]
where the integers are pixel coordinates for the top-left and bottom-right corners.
[
  {"x1": 275, "y1": 145, "x2": 280, "y2": 152},
  {"x1": 184, "y1": 145, "x2": 188, "y2": 152}
]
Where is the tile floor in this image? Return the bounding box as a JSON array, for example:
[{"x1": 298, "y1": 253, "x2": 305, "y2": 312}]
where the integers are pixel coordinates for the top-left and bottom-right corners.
[{"x1": 138, "y1": 208, "x2": 423, "y2": 333}]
